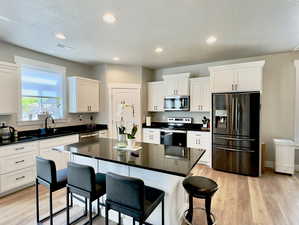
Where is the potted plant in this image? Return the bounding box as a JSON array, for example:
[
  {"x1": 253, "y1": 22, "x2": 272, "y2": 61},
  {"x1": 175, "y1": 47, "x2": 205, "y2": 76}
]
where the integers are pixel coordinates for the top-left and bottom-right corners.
[{"x1": 126, "y1": 124, "x2": 138, "y2": 148}]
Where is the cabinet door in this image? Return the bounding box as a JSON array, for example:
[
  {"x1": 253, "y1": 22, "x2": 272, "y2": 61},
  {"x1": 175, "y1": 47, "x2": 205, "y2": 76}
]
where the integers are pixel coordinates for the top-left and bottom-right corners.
[
  {"x1": 88, "y1": 80, "x2": 100, "y2": 112},
  {"x1": 190, "y1": 77, "x2": 211, "y2": 112},
  {"x1": 236, "y1": 67, "x2": 262, "y2": 92},
  {"x1": 147, "y1": 83, "x2": 156, "y2": 111},
  {"x1": 148, "y1": 82, "x2": 164, "y2": 112},
  {"x1": 77, "y1": 79, "x2": 91, "y2": 112},
  {"x1": 190, "y1": 79, "x2": 201, "y2": 112},
  {"x1": 187, "y1": 131, "x2": 202, "y2": 148},
  {"x1": 165, "y1": 78, "x2": 177, "y2": 96},
  {"x1": 211, "y1": 70, "x2": 236, "y2": 93},
  {"x1": 177, "y1": 77, "x2": 190, "y2": 96},
  {"x1": 0, "y1": 64, "x2": 18, "y2": 114},
  {"x1": 201, "y1": 77, "x2": 211, "y2": 112}
]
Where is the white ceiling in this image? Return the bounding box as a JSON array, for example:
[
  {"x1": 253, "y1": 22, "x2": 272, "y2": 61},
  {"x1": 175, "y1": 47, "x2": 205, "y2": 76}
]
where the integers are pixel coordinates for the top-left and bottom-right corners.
[{"x1": 0, "y1": 0, "x2": 299, "y2": 68}]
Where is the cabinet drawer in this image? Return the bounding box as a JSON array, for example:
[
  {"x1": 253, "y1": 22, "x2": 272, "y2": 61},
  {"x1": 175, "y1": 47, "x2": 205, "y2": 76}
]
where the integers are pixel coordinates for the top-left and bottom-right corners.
[
  {"x1": 0, "y1": 153, "x2": 37, "y2": 174},
  {"x1": 99, "y1": 130, "x2": 108, "y2": 138},
  {"x1": 39, "y1": 135, "x2": 79, "y2": 149},
  {"x1": 0, "y1": 142, "x2": 39, "y2": 157},
  {"x1": 143, "y1": 129, "x2": 160, "y2": 144},
  {"x1": 0, "y1": 167, "x2": 35, "y2": 192}
]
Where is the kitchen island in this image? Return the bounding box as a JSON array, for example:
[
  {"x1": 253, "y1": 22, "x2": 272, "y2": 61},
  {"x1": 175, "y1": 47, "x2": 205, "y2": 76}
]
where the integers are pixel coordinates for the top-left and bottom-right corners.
[{"x1": 55, "y1": 138, "x2": 205, "y2": 225}]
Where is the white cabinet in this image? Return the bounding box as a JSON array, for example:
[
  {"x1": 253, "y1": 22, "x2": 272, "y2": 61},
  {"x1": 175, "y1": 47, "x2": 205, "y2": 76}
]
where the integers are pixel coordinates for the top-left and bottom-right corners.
[
  {"x1": 209, "y1": 61, "x2": 265, "y2": 93},
  {"x1": 39, "y1": 135, "x2": 79, "y2": 171},
  {"x1": 68, "y1": 76, "x2": 100, "y2": 113},
  {"x1": 0, "y1": 142, "x2": 38, "y2": 195},
  {"x1": 163, "y1": 73, "x2": 190, "y2": 96},
  {"x1": 187, "y1": 131, "x2": 211, "y2": 166},
  {"x1": 143, "y1": 128, "x2": 160, "y2": 144},
  {"x1": 0, "y1": 62, "x2": 19, "y2": 115},
  {"x1": 190, "y1": 77, "x2": 211, "y2": 112},
  {"x1": 273, "y1": 139, "x2": 295, "y2": 175},
  {"x1": 148, "y1": 81, "x2": 165, "y2": 112},
  {"x1": 99, "y1": 130, "x2": 108, "y2": 138}
]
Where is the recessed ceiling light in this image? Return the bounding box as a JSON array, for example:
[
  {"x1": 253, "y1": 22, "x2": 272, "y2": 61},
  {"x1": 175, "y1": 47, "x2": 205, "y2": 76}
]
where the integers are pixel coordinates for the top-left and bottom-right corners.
[
  {"x1": 155, "y1": 47, "x2": 163, "y2": 53},
  {"x1": 55, "y1": 32, "x2": 66, "y2": 40},
  {"x1": 0, "y1": 15, "x2": 12, "y2": 23},
  {"x1": 113, "y1": 57, "x2": 120, "y2": 61},
  {"x1": 206, "y1": 36, "x2": 217, "y2": 45},
  {"x1": 103, "y1": 13, "x2": 116, "y2": 24}
]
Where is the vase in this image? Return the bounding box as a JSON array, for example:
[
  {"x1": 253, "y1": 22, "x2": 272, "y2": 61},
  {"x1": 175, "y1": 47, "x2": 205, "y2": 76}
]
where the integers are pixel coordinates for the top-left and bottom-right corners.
[
  {"x1": 117, "y1": 134, "x2": 127, "y2": 147},
  {"x1": 127, "y1": 138, "x2": 136, "y2": 148}
]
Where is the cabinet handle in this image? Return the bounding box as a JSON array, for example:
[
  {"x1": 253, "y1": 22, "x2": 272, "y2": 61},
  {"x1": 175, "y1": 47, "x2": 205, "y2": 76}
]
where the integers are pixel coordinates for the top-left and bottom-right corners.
[
  {"x1": 15, "y1": 147, "x2": 25, "y2": 151},
  {"x1": 16, "y1": 176, "x2": 25, "y2": 181},
  {"x1": 232, "y1": 84, "x2": 234, "y2": 91},
  {"x1": 15, "y1": 160, "x2": 25, "y2": 164},
  {"x1": 235, "y1": 84, "x2": 238, "y2": 90}
]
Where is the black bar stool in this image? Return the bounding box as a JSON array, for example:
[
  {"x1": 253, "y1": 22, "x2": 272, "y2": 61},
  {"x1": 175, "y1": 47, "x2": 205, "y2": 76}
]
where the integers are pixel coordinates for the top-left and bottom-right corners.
[
  {"x1": 66, "y1": 162, "x2": 106, "y2": 225},
  {"x1": 35, "y1": 156, "x2": 73, "y2": 225},
  {"x1": 183, "y1": 176, "x2": 218, "y2": 225},
  {"x1": 105, "y1": 172, "x2": 165, "y2": 225}
]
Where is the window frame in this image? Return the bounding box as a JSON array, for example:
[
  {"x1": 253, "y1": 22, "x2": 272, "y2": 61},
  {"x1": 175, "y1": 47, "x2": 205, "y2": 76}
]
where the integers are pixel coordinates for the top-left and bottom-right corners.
[{"x1": 15, "y1": 56, "x2": 67, "y2": 124}]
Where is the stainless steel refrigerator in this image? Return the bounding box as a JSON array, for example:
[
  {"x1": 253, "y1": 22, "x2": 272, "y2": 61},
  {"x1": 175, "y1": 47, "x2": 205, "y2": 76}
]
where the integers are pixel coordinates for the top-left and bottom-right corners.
[{"x1": 212, "y1": 92, "x2": 260, "y2": 176}]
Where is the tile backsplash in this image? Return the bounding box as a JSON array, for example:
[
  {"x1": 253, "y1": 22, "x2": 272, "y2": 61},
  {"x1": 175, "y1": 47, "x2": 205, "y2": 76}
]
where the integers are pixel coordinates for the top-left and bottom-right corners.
[{"x1": 149, "y1": 111, "x2": 210, "y2": 124}]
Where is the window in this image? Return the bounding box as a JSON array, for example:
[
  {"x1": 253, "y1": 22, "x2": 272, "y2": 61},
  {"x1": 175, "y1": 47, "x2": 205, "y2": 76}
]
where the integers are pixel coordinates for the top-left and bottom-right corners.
[{"x1": 15, "y1": 57, "x2": 66, "y2": 121}]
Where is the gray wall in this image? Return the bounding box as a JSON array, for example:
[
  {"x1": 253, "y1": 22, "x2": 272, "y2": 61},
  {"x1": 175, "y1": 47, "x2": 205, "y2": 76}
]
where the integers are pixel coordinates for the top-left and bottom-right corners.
[
  {"x1": 0, "y1": 41, "x2": 96, "y2": 130},
  {"x1": 93, "y1": 64, "x2": 154, "y2": 124},
  {"x1": 154, "y1": 51, "x2": 299, "y2": 164}
]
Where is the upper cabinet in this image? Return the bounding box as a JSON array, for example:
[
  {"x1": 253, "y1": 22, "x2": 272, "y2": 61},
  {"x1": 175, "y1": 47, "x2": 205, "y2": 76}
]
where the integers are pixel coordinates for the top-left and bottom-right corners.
[
  {"x1": 0, "y1": 62, "x2": 19, "y2": 115},
  {"x1": 148, "y1": 81, "x2": 165, "y2": 112},
  {"x1": 190, "y1": 77, "x2": 211, "y2": 112},
  {"x1": 68, "y1": 77, "x2": 100, "y2": 113},
  {"x1": 163, "y1": 73, "x2": 190, "y2": 96},
  {"x1": 209, "y1": 61, "x2": 265, "y2": 93}
]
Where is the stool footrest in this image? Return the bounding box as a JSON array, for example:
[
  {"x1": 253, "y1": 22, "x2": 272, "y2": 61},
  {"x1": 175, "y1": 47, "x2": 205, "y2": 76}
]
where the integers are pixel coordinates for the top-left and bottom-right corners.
[{"x1": 183, "y1": 207, "x2": 216, "y2": 225}]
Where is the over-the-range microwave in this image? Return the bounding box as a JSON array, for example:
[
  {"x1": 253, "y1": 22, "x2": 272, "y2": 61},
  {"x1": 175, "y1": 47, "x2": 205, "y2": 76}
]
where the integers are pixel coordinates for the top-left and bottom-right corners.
[{"x1": 164, "y1": 96, "x2": 190, "y2": 111}]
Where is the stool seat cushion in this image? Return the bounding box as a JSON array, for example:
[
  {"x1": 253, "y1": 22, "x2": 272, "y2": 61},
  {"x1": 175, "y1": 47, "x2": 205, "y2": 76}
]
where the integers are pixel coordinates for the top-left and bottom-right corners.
[
  {"x1": 144, "y1": 185, "x2": 165, "y2": 219},
  {"x1": 183, "y1": 176, "x2": 218, "y2": 197}
]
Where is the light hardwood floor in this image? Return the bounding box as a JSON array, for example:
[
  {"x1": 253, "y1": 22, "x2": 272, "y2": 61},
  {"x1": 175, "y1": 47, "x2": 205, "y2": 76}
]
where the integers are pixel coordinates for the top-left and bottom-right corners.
[{"x1": 0, "y1": 165, "x2": 299, "y2": 225}]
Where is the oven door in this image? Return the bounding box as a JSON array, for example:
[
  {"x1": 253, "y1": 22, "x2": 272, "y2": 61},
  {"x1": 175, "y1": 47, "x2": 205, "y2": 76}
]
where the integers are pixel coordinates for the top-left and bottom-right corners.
[
  {"x1": 160, "y1": 129, "x2": 187, "y2": 147},
  {"x1": 164, "y1": 96, "x2": 190, "y2": 111}
]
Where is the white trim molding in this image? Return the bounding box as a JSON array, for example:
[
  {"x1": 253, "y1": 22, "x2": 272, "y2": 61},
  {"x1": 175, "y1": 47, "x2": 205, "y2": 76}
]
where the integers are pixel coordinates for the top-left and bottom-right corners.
[
  {"x1": 265, "y1": 160, "x2": 299, "y2": 172},
  {"x1": 294, "y1": 60, "x2": 299, "y2": 145},
  {"x1": 208, "y1": 60, "x2": 265, "y2": 73},
  {"x1": 14, "y1": 56, "x2": 66, "y2": 74}
]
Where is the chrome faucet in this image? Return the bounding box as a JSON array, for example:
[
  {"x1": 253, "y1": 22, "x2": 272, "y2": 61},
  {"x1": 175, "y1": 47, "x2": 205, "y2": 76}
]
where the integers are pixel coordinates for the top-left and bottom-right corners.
[{"x1": 45, "y1": 114, "x2": 55, "y2": 131}]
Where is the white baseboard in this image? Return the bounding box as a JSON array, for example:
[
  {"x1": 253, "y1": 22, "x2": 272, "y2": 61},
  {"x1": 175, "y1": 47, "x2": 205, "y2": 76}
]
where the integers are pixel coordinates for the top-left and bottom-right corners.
[{"x1": 265, "y1": 160, "x2": 299, "y2": 172}]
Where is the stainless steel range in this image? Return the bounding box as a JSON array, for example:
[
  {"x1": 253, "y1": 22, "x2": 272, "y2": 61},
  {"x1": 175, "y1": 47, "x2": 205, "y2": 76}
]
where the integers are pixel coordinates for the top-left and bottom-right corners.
[{"x1": 160, "y1": 117, "x2": 192, "y2": 147}]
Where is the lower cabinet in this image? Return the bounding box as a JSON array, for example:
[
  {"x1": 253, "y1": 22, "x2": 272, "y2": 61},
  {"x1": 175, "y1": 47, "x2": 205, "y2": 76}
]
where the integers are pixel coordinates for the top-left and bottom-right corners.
[
  {"x1": 0, "y1": 142, "x2": 39, "y2": 195},
  {"x1": 187, "y1": 131, "x2": 211, "y2": 166},
  {"x1": 143, "y1": 128, "x2": 160, "y2": 144},
  {"x1": 99, "y1": 129, "x2": 108, "y2": 138},
  {"x1": 39, "y1": 135, "x2": 79, "y2": 171}
]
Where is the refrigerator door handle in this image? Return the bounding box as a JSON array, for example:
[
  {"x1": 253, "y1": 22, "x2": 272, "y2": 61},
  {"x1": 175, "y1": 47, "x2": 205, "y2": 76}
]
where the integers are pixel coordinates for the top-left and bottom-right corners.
[
  {"x1": 215, "y1": 146, "x2": 255, "y2": 153},
  {"x1": 216, "y1": 137, "x2": 256, "y2": 141},
  {"x1": 231, "y1": 95, "x2": 235, "y2": 135},
  {"x1": 235, "y1": 95, "x2": 238, "y2": 132}
]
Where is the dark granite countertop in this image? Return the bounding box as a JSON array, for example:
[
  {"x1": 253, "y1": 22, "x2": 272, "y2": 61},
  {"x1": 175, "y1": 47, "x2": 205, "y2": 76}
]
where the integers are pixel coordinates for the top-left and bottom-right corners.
[
  {"x1": 0, "y1": 124, "x2": 108, "y2": 147},
  {"x1": 142, "y1": 122, "x2": 210, "y2": 132},
  {"x1": 54, "y1": 138, "x2": 205, "y2": 177}
]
